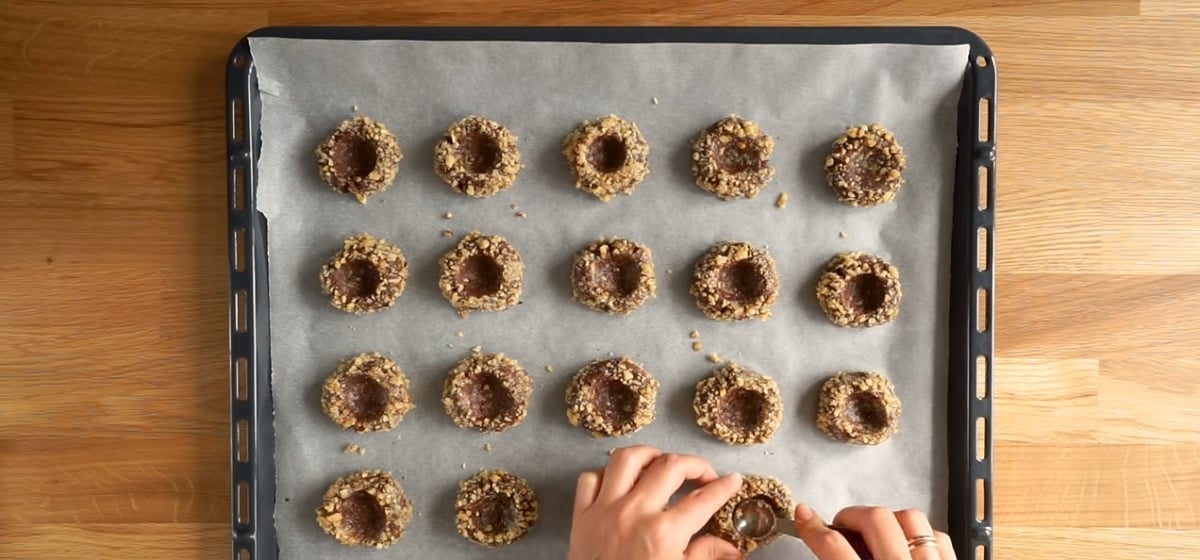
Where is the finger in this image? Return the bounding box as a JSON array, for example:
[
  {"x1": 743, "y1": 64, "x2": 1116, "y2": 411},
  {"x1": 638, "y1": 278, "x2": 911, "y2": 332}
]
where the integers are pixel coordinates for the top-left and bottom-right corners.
[
  {"x1": 832, "y1": 506, "x2": 909, "y2": 559},
  {"x1": 598, "y1": 445, "x2": 662, "y2": 502},
  {"x1": 793, "y1": 504, "x2": 860, "y2": 560},
  {"x1": 573, "y1": 470, "x2": 602, "y2": 517},
  {"x1": 633, "y1": 453, "x2": 719, "y2": 505},
  {"x1": 667, "y1": 472, "x2": 742, "y2": 531},
  {"x1": 894, "y1": 509, "x2": 940, "y2": 560},
  {"x1": 935, "y1": 531, "x2": 957, "y2": 560},
  {"x1": 684, "y1": 534, "x2": 743, "y2": 560}
]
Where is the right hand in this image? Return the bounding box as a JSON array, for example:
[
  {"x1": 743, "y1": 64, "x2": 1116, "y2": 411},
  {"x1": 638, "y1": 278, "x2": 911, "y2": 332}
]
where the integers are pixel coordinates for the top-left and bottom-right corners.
[{"x1": 793, "y1": 504, "x2": 956, "y2": 560}]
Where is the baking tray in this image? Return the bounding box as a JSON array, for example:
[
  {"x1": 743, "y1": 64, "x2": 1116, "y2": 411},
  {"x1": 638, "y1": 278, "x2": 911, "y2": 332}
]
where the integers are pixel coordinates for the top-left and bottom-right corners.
[{"x1": 226, "y1": 26, "x2": 996, "y2": 560}]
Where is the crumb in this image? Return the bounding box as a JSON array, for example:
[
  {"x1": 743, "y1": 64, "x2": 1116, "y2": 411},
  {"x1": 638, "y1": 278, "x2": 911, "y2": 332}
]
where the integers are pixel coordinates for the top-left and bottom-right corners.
[
  {"x1": 455, "y1": 331, "x2": 464, "y2": 338},
  {"x1": 352, "y1": 104, "x2": 358, "y2": 112},
  {"x1": 545, "y1": 365, "x2": 554, "y2": 373},
  {"x1": 441, "y1": 229, "x2": 454, "y2": 238},
  {"x1": 461, "y1": 462, "x2": 467, "y2": 470},
  {"x1": 667, "y1": 269, "x2": 674, "y2": 275},
  {"x1": 776, "y1": 193, "x2": 789, "y2": 208},
  {"x1": 516, "y1": 211, "x2": 527, "y2": 218},
  {"x1": 344, "y1": 444, "x2": 366, "y2": 455},
  {"x1": 607, "y1": 351, "x2": 615, "y2": 357},
  {"x1": 689, "y1": 330, "x2": 700, "y2": 339},
  {"x1": 652, "y1": 96, "x2": 659, "y2": 105},
  {"x1": 693, "y1": 341, "x2": 703, "y2": 352},
  {"x1": 839, "y1": 231, "x2": 848, "y2": 239},
  {"x1": 395, "y1": 434, "x2": 402, "y2": 440},
  {"x1": 510, "y1": 203, "x2": 519, "y2": 211},
  {"x1": 471, "y1": 345, "x2": 482, "y2": 354},
  {"x1": 444, "y1": 211, "x2": 453, "y2": 219},
  {"x1": 708, "y1": 353, "x2": 723, "y2": 364},
  {"x1": 608, "y1": 448, "x2": 616, "y2": 456},
  {"x1": 484, "y1": 443, "x2": 492, "y2": 453}
]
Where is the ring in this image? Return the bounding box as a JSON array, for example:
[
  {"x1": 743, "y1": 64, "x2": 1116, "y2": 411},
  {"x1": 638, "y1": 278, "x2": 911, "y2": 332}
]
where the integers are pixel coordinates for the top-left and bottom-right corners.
[{"x1": 907, "y1": 535, "x2": 939, "y2": 549}]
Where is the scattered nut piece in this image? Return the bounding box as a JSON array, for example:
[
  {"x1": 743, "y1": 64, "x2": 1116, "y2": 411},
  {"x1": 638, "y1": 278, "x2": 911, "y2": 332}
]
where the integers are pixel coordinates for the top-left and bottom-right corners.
[
  {"x1": 839, "y1": 231, "x2": 848, "y2": 239},
  {"x1": 708, "y1": 353, "x2": 724, "y2": 364},
  {"x1": 689, "y1": 330, "x2": 700, "y2": 339},
  {"x1": 484, "y1": 443, "x2": 493, "y2": 453},
  {"x1": 545, "y1": 365, "x2": 554, "y2": 373},
  {"x1": 692, "y1": 342, "x2": 703, "y2": 352},
  {"x1": 776, "y1": 193, "x2": 789, "y2": 208},
  {"x1": 516, "y1": 211, "x2": 527, "y2": 218},
  {"x1": 652, "y1": 96, "x2": 659, "y2": 105}
]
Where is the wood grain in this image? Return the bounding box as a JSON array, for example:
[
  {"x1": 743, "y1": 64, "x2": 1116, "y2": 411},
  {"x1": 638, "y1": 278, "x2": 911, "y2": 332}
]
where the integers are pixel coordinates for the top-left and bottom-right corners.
[{"x1": 0, "y1": 1, "x2": 1197, "y2": 559}]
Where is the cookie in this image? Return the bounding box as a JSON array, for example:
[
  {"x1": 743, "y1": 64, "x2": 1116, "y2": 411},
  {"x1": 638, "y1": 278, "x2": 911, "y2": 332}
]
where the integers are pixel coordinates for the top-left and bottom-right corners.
[
  {"x1": 319, "y1": 233, "x2": 408, "y2": 314},
  {"x1": 691, "y1": 115, "x2": 775, "y2": 200},
  {"x1": 455, "y1": 469, "x2": 539, "y2": 547},
  {"x1": 316, "y1": 116, "x2": 403, "y2": 203},
  {"x1": 321, "y1": 353, "x2": 415, "y2": 432},
  {"x1": 438, "y1": 231, "x2": 523, "y2": 317},
  {"x1": 825, "y1": 123, "x2": 906, "y2": 206},
  {"x1": 690, "y1": 242, "x2": 780, "y2": 321},
  {"x1": 565, "y1": 357, "x2": 658, "y2": 437},
  {"x1": 704, "y1": 474, "x2": 793, "y2": 553},
  {"x1": 693, "y1": 363, "x2": 783, "y2": 445},
  {"x1": 815, "y1": 252, "x2": 901, "y2": 327},
  {"x1": 442, "y1": 352, "x2": 532, "y2": 433},
  {"x1": 434, "y1": 116, "x2": 521, "y2": 198},
  {"x1": 816, "y1": 371, "x2": 902, "y2": 445},
  {"x1": 571, "y1": 238, "x2": 656, "y2": 314},
  {"x1": 315, "y1": 469, "x2": 413, "y2": 548},
  {"x1": 562, "y1": 114, "x2": 650, "y2": 201}
]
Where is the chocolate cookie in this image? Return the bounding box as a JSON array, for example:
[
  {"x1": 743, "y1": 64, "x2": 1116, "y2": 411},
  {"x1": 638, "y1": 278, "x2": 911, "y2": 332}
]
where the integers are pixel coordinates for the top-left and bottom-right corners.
[
  {"x1": 438, "y1": 231, "x2": 523, "y2": 317},
  {"x1": 316, "y1": 116, "x2": 403, "y2": 203},
  {"x1": 565, "y1": 357, "x2": 658, "y2": 437},
  {"x1": 455, "y1": 469, "x2": 539, "y2": 547},
  {"x1": 562, "y1": 115, "x2": 650, "y2": 201},
  {"x1": 321, "y1": 353, "x2": 415, "y2": 432},
  {"x1": 690, "y1": 242, "x2": 780, "y2": 321},
  {"x1": 825, "y1": 123, "x2": 906, "y2": 206},
  {"x1": 434, "y1": 116, "x2": 521, "y2": 198},
  {"x1": 693, "y1": 363, "x2": 783, "y2": 445},
  {"x1": 705, "y1": 474, "x2": 793, "y2": 553},
  {"x1": 815, "y1": 252, "x2": 901, "y2": 327},
  {"x1": 442, "y1": 352, "x2": 532, "y2": 433},
  {"x1": 571, "y1": 238, "x2": 656, "y2": 314},
  {"x1": 817, "y1": 371, "x2": 902, "y2": 445},
  {"x1": 315, "y1": 469, "x2": 413, "y2": 548},
  {"x1": 320, "y1": 233, "x2": 408, "y2": 314},
  {"x1": 691, "y1": 115, "x2": 775, "y2": 200}
]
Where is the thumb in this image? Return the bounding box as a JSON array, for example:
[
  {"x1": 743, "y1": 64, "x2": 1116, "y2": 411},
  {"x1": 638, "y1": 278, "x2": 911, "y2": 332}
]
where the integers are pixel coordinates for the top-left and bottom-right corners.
[{"x1": 684, "y1": 534, "x2": 743, "y2": 560}]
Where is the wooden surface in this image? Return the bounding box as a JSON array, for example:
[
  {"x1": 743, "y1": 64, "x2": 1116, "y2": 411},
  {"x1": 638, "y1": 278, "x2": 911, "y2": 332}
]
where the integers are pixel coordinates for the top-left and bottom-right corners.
[{"x1": 1, "y1": 1, "x2": 1197, "y2": 558}]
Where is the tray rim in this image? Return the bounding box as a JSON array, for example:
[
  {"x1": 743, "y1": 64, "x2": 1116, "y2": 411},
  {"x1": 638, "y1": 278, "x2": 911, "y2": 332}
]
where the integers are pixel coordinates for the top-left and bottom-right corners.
[{"x1": 226, "y1": 25, "x2": 996, "y2": 560}]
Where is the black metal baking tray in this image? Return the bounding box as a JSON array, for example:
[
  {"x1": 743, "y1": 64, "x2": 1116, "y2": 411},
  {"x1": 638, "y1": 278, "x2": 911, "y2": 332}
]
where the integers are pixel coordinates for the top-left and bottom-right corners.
[{"x1": 226, "y1": 26, "x2": 995, "y2": 560}]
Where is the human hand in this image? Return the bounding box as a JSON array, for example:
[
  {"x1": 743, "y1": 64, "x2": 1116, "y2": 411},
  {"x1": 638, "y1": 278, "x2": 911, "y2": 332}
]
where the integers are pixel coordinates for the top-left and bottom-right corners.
[
  {"x1": 793, "y1": 503, "x2": 956, "y2": 560},
  {"x1": 567, "y1": 445, "x2": 745, "y2": 560}
]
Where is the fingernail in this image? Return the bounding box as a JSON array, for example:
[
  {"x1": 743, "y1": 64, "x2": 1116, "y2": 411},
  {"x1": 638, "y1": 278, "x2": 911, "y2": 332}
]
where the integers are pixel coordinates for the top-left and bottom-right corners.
[{"x1": 795, "y1": 503, "x2": 816, "y2": 523}]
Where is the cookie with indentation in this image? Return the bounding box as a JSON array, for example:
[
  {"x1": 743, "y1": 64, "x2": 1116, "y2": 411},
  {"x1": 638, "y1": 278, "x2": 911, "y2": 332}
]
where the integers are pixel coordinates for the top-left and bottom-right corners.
[
  {"x1": 825, "y1": 123, "x2": 906, "y2": 206},
  {"x1": 316, "y1": 116, "x2": 403, "y2": 203},
  {"x1": 571, "y1": 238, "x2": 656, "y2": 314},
  {"x1": 322, "y1": 353, "x2": 414, "y2": 432},
  {"x1": 690, "y1": 242, "x2": 779, "y2": 321},
  {"x1": 705, "y1": 474, "x2": 792, "y2": 553},
  {"x1": 320, "y1": 233, "x2": 408, "y2": 314},
  {"x1": 455, "y1": 469, "x2": 539, "y2": 547},
  {"x1": 434, "y1": 116, "x2": 521, "y2": 198},
  {"x1": 693, "y1": 363, "x2": 783, "y2": 445},
  {"x1": 562, "y1": 115, "x2": 650, "y2": 201},
  {"x1": 565, "y1": 357, "x2": 658, "y2": 437},
  {"x1": 442, "y1": 352, "x2": 532, "y2": 433},
  {"x1": 817, "y1": 371, "x2": 901, "y2": 445},
  {"x1": 438, "y1": 231, "x2": 523, "y2": 317},
  {"x1": 691, "y1": 115, "x2": 775, "y2": 200},
  {"x1": 315, "y1": 469, "x2": 413, "y2": 548},
  {"x1": 815, "y1": 252, "x2": 901, "y2": 327}
]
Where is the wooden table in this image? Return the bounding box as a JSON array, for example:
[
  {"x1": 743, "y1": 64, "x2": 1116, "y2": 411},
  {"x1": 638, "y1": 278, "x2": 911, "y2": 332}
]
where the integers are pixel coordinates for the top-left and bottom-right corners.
[{"x1": 1, "y1": 1, "x2": 1197, "y2": 558}]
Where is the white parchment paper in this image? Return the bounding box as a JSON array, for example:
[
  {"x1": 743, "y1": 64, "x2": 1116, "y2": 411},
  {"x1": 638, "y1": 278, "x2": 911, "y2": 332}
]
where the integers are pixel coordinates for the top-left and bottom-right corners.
[{"x1": 250, "y1": 37, "x2": 968, "y2": 560}]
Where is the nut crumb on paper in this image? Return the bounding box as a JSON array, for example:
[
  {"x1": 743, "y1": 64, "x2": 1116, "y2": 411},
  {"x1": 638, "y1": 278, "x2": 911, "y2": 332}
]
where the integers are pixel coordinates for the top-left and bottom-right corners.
[
  {"x1": 776, "y1": 193, "x2": 789, "y2": 208},
  {"x1": 693, "y1": 342, "x2": 703, "y2": 352},
  {"x1": 708, "y1": 353, "x2": 724, "y2": 364}
]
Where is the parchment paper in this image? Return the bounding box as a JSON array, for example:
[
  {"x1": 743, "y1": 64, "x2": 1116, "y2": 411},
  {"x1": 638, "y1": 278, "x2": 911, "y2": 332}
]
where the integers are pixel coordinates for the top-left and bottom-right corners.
[{"x1": 250, "y1": 37, "x2": 968, "y2": 560}]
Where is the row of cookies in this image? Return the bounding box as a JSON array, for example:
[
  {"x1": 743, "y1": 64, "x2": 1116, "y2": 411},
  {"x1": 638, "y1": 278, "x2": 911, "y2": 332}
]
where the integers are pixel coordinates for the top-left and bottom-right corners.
[
  {"x1": 322, "y1": 232, "x2": 902, "y2": 326},
  {"x1": 317, "y1": 115, "x2": 906, "y2": 205},
  {"x1": 322, "y1": 352, "x2": 903, "y2": 446},
  {"x1": 316, "y1": 466, "x2": 794, "y2": 555}
]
